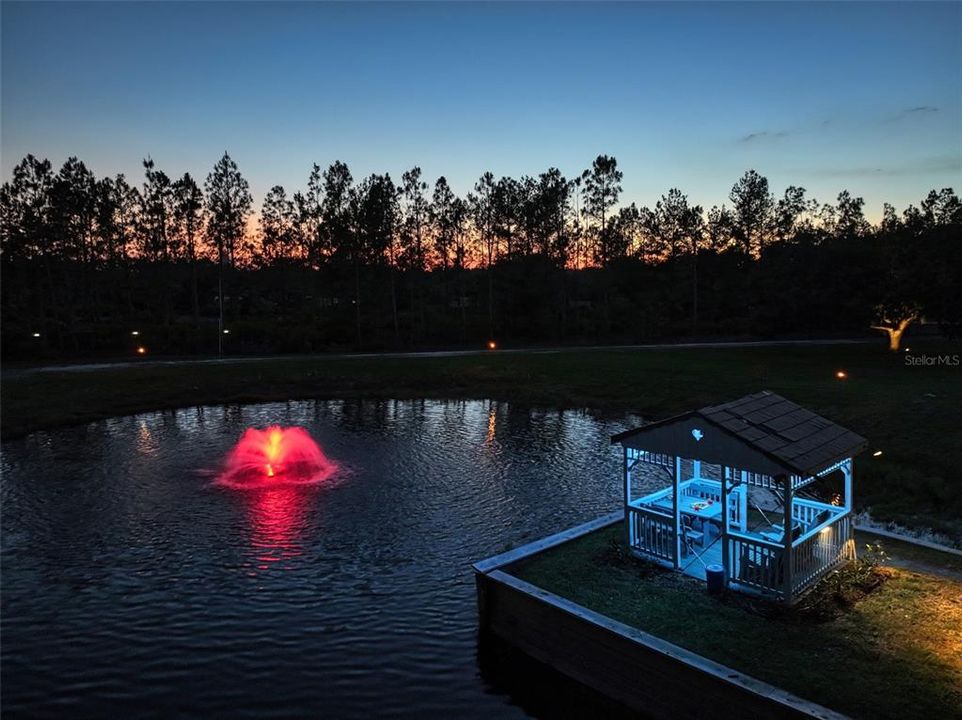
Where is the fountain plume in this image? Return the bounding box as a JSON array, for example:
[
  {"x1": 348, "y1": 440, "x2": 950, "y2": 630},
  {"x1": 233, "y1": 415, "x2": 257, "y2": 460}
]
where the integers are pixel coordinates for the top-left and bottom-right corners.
[{"x1": 216, "y1": 426, "x2": 337, "y2": 488}]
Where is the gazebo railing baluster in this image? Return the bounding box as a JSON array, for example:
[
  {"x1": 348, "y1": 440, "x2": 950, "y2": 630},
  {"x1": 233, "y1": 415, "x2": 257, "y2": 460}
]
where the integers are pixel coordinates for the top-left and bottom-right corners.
[
  {"x1": 790, "y1": 512, "x2": 855, "y2": 597},
  {"x1": 627, "y1": 505, "x2": 675, "y2": 564}
]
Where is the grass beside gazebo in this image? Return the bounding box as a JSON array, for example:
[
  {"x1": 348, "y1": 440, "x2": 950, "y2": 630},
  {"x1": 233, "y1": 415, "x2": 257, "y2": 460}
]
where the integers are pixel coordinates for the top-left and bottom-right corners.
[{"x1": 510, "y1": 522, "x2": 962, "y2": 720}]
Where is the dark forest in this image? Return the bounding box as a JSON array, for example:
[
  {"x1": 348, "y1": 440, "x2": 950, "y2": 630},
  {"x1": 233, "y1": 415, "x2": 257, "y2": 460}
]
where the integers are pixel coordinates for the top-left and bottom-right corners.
[{"x1": 2, "y1": 152, "x2": 959, "y2": 359}]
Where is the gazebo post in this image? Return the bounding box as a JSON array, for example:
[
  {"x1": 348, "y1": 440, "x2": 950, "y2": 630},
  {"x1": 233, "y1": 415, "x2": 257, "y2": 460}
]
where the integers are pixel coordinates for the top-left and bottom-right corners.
[
  {"x1": 720, "y1": 464, "x2": 729, "y2": 587},
  {"x1": 843, "y1": 457, "x2": 855, "y2": 562},
  {"x1": 782, "y1": 474, "x2": 794, "y2": 602},
  {"x1": 623, "y1": 448, "x2": 631, "y2": 550},
  {"x1": 673, "y1": 455, "x2": 681, "y2": 569},
  {"x1": 843, "y1": 458, "x2": 853, "y2": 512},
  {"x1": 739, "y1": 470, "x2": 748, "y2": 532}
]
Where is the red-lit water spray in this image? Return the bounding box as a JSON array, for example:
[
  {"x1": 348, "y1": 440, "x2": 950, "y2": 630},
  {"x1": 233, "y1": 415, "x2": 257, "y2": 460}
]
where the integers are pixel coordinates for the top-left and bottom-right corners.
[{"x1": 216, "y1": 426, "x2": 338, "y2": 489}]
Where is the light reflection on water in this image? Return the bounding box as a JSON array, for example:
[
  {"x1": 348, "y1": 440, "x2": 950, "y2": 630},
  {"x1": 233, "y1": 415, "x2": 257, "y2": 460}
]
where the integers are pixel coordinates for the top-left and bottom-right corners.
[
  {"x1": 247, "y1": 486, "x2": 312, "y2": 568},
  {"x1": 1, "y1": 399, "x2": 642, "y2": 719}
]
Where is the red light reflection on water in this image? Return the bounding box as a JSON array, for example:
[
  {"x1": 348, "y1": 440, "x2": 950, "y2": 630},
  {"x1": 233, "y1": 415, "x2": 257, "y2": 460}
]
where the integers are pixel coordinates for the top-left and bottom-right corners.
[{"x1": 248, "y1": 486, "x2": 308, "y2": 566}]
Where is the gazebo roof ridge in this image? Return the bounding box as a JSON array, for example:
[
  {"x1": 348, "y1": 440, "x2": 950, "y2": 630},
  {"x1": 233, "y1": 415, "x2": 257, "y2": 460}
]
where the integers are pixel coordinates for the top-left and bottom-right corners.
[{"x1": 612, "y1": 390, "x2": 867, "y2": 477}]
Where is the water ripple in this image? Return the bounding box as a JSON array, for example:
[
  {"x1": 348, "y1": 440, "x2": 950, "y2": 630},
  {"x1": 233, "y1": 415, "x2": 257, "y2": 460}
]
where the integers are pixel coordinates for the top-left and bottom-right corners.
[{"x1": 1, "y1": 399, "x2": 639, "y2": 719}]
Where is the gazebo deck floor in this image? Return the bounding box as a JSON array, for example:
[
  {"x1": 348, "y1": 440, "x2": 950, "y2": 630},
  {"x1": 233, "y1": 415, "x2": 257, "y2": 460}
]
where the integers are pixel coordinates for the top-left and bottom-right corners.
[{"x1": 679, "y1": 539, "x2": 724, "y2": 581}]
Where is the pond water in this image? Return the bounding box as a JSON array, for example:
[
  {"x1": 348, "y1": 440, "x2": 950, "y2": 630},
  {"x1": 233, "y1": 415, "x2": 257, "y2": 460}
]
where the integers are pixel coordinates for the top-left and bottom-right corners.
[{"x1": 1, "y1": 400, "x2": 642, "y2": 719}]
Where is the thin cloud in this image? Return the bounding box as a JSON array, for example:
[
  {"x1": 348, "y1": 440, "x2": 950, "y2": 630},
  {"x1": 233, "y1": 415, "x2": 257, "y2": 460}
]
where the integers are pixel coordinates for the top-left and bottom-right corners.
[
  {"x1": 811, "y1": 153, "x2": 961, "y2": 178},
  {"x1": 738, "y1": 130, "x2": 789, "y2": 144},
  {"x1": 819, "y1": 106, "x2": 939, "y2": 129},
  {"x1": 883, "y1": 105, "x2": 941, "y2": 124}
]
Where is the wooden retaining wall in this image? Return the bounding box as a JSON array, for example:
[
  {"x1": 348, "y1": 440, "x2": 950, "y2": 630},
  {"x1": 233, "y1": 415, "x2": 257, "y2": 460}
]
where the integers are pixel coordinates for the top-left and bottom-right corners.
[{"x1": 474, "y1": 513, "x2": 847, "y2": 720}]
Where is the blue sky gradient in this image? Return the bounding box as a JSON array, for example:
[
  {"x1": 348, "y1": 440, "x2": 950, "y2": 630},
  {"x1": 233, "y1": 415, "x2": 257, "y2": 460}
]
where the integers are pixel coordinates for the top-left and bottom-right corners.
[{"x1": 2, "y1": 1, "x2": 960, "y2": 220}]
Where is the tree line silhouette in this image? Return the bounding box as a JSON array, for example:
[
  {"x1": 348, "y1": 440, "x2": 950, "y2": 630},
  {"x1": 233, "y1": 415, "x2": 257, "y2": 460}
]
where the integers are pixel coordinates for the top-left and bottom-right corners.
[{"x1": 1, "y1": 152, "x2": 959, "y2": 358}]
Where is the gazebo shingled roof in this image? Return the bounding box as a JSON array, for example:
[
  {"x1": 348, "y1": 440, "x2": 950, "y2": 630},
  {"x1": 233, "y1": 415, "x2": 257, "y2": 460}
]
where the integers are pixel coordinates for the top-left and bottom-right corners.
[
  {"x1": 613, "y1": 390, "x2": 867, "y2": 478},
  {"x1": 700, "y1": 391, "x2": 867, "y2": 476}
]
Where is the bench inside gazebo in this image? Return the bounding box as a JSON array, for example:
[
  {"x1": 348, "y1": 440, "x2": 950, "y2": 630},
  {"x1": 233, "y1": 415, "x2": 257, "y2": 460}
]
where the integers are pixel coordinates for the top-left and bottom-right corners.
[{"x1": 611, "y1": 391, "x2": 867, "y2": 603}]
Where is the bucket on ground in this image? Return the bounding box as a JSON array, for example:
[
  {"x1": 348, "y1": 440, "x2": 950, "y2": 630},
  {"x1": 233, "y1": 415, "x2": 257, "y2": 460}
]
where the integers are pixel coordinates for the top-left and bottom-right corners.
[{"x1": 706, "y1": 564, "x2": 725, "y2": 595}]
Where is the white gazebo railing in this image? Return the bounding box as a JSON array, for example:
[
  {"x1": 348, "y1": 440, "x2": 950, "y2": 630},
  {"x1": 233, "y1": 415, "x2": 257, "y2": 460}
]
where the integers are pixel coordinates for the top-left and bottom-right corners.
[
  {"x1": 727, "y1": 508, "x2": 854, "y2": 600},
  {"x1": 728, "y1": 534, "x2": 784, "y2": 596},
  {"x1": 791, "y1": 496, "x2": 840, "y2": 527},
  {"x1": 627, "y1": 505, "x2": 675, "y2": 564},
  {"x1": 791, "y1": 512, "x2": 855, "y2": 597}
]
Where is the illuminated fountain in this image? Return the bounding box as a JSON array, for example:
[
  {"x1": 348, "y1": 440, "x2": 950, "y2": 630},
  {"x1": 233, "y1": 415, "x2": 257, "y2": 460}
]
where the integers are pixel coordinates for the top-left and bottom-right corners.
[{"x1": 216, "y1": 426, "x2": 338, "y2": 489}]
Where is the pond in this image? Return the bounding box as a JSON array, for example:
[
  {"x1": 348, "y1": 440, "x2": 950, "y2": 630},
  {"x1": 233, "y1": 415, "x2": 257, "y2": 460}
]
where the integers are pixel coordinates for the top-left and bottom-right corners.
[{"x1": 1, "y1": 399, "x2": 640, "y2": 719}]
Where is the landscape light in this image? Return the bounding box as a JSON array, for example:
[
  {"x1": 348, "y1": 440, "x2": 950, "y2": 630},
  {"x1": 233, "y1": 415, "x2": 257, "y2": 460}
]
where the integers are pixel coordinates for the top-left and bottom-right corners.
[
  {"x1": 487, "y1": 340, "x2": 497, "y2": 350},
  {"x1": 31, "y1": 332, "x2": 40, "y2": 338},
  {"x1": 873, "y1": 450, "x2": 883, "y2": 457},
  {"x1": 137, "y1": 346, "x2": 147, "y2": 355},
  {"x1": 131, "y1": 330, "x2": 139, "y2": 336},
  {"x1": 223, "y1": 329, "x2": 230, "y2": 334},
  {"x1": 835, "y1": 370, "x2": 847, "y2": 380}
]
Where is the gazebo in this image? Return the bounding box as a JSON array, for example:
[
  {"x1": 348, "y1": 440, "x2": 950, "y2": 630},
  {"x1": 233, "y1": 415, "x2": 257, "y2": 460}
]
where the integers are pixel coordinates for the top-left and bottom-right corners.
[{"x1": 611, "y1": 391, "x2": 867, "y2": 603}]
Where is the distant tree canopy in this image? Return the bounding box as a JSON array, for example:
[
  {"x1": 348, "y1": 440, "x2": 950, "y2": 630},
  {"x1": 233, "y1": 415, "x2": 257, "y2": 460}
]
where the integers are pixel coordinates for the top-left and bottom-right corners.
[{"x1": 1, "y1": 153, "x2": 959, "y2": 357}]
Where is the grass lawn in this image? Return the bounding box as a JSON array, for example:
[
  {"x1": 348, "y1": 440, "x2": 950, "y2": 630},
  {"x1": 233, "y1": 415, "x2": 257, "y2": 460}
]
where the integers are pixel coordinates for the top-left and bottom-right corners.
[
  {"x1": 3, "y1": 340, "x2": 960, "y2": 532},
  {"x1": 510, "y1": 523, "x2": 962, "y2": 720}
]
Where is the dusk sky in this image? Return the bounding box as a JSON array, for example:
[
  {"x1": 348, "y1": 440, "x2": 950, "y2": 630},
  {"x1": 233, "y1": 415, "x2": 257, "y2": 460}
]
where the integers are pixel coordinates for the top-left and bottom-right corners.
[{"x1": 2, "y1": 1, "x2": 960, "y2": 221}]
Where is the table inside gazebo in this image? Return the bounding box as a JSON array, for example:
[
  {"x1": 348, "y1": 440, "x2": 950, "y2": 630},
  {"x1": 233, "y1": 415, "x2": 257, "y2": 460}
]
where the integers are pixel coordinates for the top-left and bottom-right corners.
[
  {"x1": 648, "y1": 495, "x2": 723, "y2": 522},
  {"x1": 635, "y1": 481, "x2": 728, "y2": 545}
]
